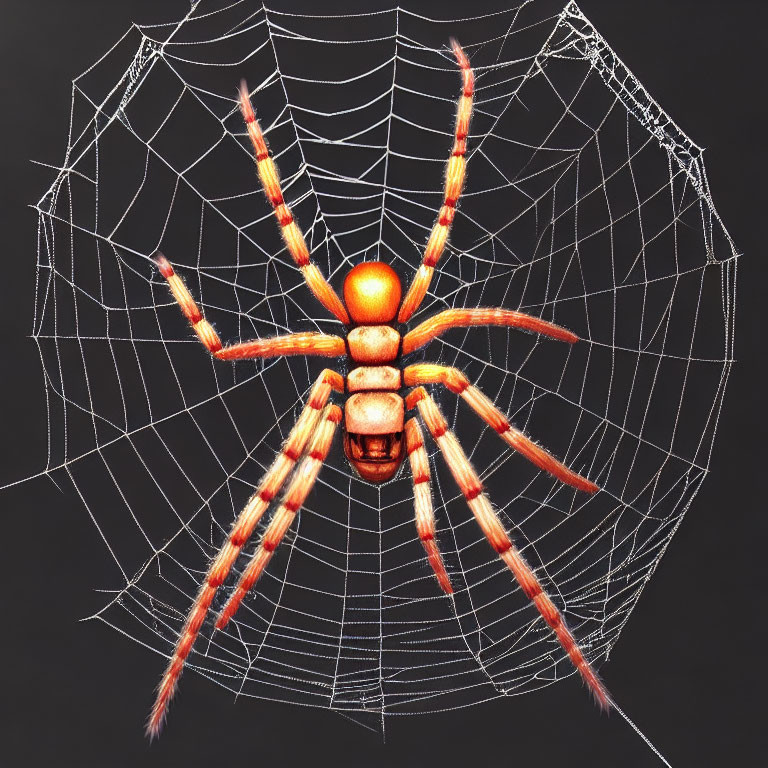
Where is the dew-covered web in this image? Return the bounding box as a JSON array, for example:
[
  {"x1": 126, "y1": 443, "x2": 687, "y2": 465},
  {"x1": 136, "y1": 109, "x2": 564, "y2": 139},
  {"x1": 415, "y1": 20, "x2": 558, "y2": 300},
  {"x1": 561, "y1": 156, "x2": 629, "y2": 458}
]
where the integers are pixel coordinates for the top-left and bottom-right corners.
[{"x1": 32, "y1": 0, "x2": 737, "y2": 729}]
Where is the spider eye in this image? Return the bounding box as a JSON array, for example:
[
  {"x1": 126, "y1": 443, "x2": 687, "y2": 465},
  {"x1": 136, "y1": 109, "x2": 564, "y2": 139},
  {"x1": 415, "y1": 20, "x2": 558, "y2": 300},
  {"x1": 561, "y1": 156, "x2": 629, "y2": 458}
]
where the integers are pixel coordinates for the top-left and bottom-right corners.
[{"x1": 343, "y1": 262, "x2": 402, "y2": 324}]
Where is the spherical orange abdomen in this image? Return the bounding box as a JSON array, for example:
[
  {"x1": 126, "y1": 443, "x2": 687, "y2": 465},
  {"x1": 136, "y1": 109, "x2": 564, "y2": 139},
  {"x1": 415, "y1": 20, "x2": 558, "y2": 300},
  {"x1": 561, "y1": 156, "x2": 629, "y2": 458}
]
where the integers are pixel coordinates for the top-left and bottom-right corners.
[{"x1": 343, "y1": 262, "x2": 402, "y2": 324}]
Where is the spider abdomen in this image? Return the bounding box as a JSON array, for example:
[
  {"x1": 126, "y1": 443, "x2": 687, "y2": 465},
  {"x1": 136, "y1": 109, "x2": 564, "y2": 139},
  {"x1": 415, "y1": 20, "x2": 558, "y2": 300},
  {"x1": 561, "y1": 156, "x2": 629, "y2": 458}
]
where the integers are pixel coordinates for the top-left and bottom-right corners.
[
  {"x1": 343, "y1": 321, "x2": 407, "y2": 481},
  {"x1": 343, "y1": 389, "x2": 405, "y2": 483},
  {"x1": 344, "y1": 365, "x2": 405, "y2": 483}
]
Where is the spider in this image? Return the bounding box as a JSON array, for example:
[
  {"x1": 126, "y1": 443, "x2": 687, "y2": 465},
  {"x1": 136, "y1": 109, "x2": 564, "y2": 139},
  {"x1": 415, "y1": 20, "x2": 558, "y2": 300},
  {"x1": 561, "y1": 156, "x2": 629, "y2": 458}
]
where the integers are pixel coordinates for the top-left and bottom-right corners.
[{"x1": 147, "y1": 40, "x2": 609, "y2": 737}]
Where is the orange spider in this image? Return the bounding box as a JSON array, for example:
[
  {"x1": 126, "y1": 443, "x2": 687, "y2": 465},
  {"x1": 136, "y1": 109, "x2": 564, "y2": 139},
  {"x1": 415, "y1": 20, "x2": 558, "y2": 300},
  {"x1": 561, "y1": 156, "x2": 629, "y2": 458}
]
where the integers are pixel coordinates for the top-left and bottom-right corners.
[{"x1": 147, "y1": 40, "x2": 609, "y2": 738}]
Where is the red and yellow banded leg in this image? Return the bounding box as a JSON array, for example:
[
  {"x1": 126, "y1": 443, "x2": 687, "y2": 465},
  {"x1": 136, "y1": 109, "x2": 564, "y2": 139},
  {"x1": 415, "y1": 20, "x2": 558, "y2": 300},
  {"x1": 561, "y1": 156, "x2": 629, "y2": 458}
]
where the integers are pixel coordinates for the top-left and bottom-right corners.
[
  {"x1": 215, "y1": 333, "x2": 345, "y2": 360},
  {"x1": 146, "y1": 370, "x2": 343, "y2": 739},
  {"x1": 404, "y1": 365, "x2": 598, "y2": 493},
  {"x1": 215, "y1": 403, "x2": 342, "y2": 629},
  {"x1": 155, "y1": 254, "x2": 345, "y2": 360},
  {"x1": 406, "y1": 387, "x2": 610, "y2": 709},
  {"x1": 239, "y1": 83, "x2": 350, "y2": 325},
  {"x1": 399, "y1": 39, "x2": 474, "y2": 323},
  {"x1": 155, "y1": 253, "x2": 224, "y2": 353},
  {"x1": 405, "y1": 418, "x2": 452, "y2": 593},
  {"x1": 402, "y1": 308, "x2": 579, "y2": 354}
]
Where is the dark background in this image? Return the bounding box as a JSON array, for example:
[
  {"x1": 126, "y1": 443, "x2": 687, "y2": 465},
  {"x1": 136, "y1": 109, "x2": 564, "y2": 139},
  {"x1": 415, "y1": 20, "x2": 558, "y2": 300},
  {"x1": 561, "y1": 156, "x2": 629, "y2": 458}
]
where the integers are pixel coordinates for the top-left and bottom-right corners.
[{"x1": 0, "y1": 1, "x2": 763, "y2": 766}]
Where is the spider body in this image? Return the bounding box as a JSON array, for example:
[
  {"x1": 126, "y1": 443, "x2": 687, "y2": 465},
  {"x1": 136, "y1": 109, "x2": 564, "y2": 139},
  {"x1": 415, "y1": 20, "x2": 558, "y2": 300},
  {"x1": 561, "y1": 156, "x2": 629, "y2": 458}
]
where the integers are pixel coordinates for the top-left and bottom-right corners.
[
  {"x1": 147, "y1": 40, "x2": 610, "y2": 738},
  {"x1": 342, "y1": 261, "x2": 406, "y2": 482}
]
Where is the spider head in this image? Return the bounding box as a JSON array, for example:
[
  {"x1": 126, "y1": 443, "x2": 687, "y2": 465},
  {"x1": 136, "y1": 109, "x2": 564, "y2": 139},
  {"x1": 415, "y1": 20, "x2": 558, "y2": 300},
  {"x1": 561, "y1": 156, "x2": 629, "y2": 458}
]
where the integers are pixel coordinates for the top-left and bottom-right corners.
[{"x1": 343, "y1": 262, "x2": 402, "y2": 324}]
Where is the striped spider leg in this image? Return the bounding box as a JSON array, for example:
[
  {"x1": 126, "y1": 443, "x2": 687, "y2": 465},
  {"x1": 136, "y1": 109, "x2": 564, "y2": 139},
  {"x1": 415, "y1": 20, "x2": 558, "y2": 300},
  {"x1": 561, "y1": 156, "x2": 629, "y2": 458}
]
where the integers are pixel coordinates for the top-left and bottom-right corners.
[
  {"x1": 146, "y1": 373, "x2": 343, "y2": 738},
  {"x1": 401, "y1": 380, "x2": 607, "y2": 708}
]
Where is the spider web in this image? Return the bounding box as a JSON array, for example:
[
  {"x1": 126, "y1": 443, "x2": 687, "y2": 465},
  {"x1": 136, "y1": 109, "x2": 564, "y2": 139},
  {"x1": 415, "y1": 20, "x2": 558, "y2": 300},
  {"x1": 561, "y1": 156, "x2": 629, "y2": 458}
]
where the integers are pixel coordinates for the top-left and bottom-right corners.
[{"x1": 31, "y1": 0, "x2": 737, "y2": 731}]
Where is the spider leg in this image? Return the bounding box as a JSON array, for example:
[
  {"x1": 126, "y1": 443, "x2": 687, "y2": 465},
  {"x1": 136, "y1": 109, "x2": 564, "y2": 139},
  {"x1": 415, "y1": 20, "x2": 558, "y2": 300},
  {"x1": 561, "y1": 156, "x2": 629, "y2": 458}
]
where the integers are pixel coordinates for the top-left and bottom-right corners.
[
  {"x1": 399, "y1": 39, "x2": 474, "y2": 323},
  {"x1": 406, "y1": 387, "x2": 610, "y2": 709},
  {"x1": 215, "y1": 403, "x2": 342, "y2": 629},
  {"x1": 155, "y1": 254, "x2": 345, "y2": 359},
  {"x1": 404, "y1": 365, "x2": 598, "y2": 493},
  {"x1": 238, "y1": 83, "x2": 350, "y2": 325},
  {"x1": 405, "y1": 417, "x2": 452, "y2": 593},
  {"x1": 402, "y1": 308, "x2": 579, "y2": 354},
  {"x1": 146, "y1": 370, "x2": 343, "y2": 738},
  {"x1": 214, "y1": 334, "x2": 344, "y2": 360}
]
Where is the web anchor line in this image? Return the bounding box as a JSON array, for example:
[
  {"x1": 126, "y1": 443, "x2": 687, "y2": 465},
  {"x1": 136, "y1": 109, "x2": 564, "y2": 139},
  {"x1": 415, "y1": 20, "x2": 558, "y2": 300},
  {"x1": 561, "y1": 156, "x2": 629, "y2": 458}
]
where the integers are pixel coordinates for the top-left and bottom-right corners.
[{"x1": 613, "y1": 699, "x2": 674, "y2": 768}]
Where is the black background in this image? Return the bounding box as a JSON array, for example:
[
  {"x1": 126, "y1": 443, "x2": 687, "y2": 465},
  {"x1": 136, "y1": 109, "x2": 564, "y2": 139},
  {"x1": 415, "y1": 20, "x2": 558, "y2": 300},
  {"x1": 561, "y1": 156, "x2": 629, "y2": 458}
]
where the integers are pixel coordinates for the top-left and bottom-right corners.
[{"x1": 0, "y1": 1, "x2": 764, "y2": 766}]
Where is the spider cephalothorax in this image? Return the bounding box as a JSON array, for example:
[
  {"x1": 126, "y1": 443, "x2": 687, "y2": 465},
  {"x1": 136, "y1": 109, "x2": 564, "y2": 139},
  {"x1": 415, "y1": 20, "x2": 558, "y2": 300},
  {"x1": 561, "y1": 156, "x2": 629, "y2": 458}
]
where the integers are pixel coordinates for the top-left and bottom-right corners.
[{"x1": 147, "y1": 40, "x2": 608, "y2": 738}]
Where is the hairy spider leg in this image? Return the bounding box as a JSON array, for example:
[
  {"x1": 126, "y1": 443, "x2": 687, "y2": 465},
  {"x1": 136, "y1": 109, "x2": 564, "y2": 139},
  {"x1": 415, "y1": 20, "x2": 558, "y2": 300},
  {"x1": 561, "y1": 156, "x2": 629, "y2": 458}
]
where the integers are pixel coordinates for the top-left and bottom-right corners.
[
  {"x1": 405, "y1": 417, "x2": 452, "y2": 593},
  {"x1": 154, "y1": 254, "x2": 346, "y2": 360},
  {"x1": 402, "y1": 308, "x2": 579, "y2": 354},
  {"x1": 406, "y1": 387, "x2": 610, "y2": 710},
  {"x1": 146, "y1": 371, "x2": 343, "y2": 739},
  {"x1": 239, "y1": 82, "x2": 350, "y2": 325},
  {"x1": 216, "y1": 404, "x2": 343, "y2": 629},
  {"x1": 399, "y1": 39, "x2": 474, "y2": 323},
  {"x1": 404, "y1": 365, "x2": 598, "y2": 493}
]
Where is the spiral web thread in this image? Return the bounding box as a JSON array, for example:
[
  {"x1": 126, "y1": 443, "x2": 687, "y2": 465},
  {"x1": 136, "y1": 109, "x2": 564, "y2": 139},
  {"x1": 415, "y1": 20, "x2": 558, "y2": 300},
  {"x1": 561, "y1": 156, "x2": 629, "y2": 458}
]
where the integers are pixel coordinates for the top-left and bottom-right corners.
[{"x1": 29, "y1": 0, "x2": 737, "y2": 732}]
